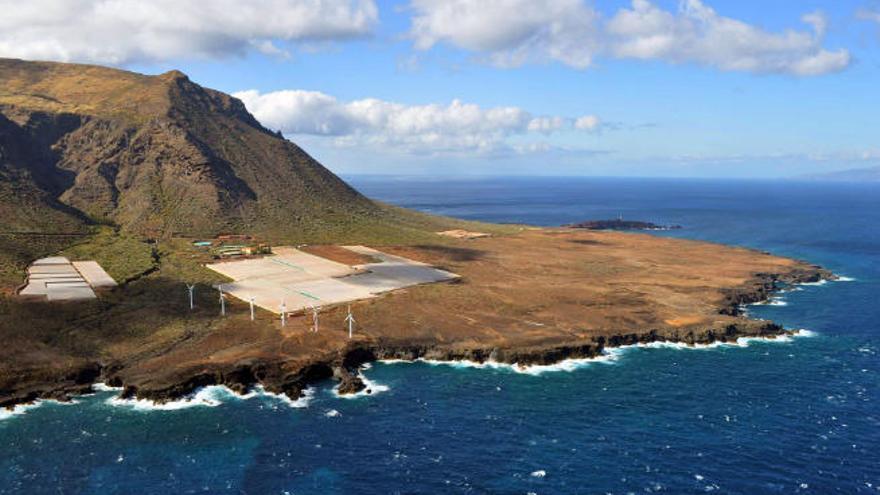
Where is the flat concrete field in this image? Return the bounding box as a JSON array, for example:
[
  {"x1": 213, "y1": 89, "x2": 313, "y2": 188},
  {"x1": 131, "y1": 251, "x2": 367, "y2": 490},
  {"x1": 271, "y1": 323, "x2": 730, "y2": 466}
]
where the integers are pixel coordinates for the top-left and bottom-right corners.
[
  {"x1": 206, "y1": 246, "x2": 458, "y2": 314},
  {"x1": 18, "y1": 257, "x2": 117, "y2": 301}
]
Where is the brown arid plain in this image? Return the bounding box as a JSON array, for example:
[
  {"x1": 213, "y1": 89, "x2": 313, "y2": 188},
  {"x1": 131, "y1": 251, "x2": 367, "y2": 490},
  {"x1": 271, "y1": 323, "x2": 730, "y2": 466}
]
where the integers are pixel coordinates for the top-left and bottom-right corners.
[{"x1": 0, "y1": 227, "x2": 829, "y2": 408}]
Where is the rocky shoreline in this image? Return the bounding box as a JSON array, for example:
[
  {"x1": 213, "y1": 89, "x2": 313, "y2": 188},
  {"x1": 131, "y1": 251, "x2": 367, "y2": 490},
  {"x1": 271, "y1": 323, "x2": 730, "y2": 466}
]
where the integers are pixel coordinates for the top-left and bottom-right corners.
[{"x1": 0, "y1": 264, "x2": 834, "y2": 411}]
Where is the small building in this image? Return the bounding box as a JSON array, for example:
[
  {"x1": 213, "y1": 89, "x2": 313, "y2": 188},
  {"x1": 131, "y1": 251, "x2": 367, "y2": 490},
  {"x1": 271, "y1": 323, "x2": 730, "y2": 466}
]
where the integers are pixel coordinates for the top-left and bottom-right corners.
[{"x1": 242, "y1": 244, "x2": 271, "y2": 256}]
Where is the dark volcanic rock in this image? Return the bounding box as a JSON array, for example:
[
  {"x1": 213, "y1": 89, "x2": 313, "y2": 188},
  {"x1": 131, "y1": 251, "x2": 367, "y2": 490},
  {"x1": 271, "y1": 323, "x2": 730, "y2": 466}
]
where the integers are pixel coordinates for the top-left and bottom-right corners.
[
  {"x1": 335, "y1": 368, "x2": 367, "y2": 396},
  {"x1": 719, "y1": 267, "x2": 835, "y2": 316},
  {"x1": 566, "y1": 219, "x2": 682, "y2": 231}
]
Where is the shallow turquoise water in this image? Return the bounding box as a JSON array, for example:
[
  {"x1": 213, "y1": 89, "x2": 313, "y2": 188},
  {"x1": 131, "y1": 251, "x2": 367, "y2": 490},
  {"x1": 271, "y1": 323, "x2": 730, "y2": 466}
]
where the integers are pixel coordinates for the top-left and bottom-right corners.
[{"x1": 1, "y1": 178, "x2": 878, "y2": 494}]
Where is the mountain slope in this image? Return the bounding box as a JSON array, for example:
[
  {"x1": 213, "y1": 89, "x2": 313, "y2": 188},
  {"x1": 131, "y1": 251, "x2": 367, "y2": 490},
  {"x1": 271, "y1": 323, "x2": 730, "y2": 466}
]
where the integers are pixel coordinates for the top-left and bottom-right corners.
[
  {"x1": 0, "y1": 58, "x2": 385, "y2": 238},
  {"x1": 0, "y1": 112, "x2": 88, "y2": 233}
]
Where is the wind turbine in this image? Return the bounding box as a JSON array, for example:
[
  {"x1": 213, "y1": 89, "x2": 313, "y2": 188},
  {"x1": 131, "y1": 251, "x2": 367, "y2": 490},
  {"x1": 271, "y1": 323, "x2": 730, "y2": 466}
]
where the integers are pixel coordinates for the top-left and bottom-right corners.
[
  {"x1": 311, "y1": 304, "x2": 320, "y2": 333},
  {"x1": 186, "y1": 284, "x2": 196, "y2": 310},
  {"x1": 344, "y1": 305, "x2": 355, "y2": 339},
  {"x1": 249, "y1": 296, "x2": 255, "y2": 321},
  {"x1": 218, "y1": 284, "x2": 226, "y2": 317},
  {"x1": 280, "y1": 300, "x2": 287, "y2": 327}
]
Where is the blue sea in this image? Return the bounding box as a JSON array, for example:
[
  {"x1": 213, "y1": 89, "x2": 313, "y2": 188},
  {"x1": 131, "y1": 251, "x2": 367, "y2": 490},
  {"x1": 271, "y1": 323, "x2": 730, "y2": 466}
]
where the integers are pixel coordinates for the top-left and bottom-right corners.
[{"x1": 2, "y1": 177, "x2": 878, "y2": 494}]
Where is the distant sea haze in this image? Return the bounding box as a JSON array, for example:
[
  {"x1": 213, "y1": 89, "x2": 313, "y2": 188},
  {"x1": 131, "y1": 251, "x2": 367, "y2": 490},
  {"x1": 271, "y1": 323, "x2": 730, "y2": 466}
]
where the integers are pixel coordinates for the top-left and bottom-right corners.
[
  {"x1": 802, "y1": 164, "x2": 880, "y2": 182},
  {"x1": 2, "y1": 177, "x2": 878, "y2": 494}
]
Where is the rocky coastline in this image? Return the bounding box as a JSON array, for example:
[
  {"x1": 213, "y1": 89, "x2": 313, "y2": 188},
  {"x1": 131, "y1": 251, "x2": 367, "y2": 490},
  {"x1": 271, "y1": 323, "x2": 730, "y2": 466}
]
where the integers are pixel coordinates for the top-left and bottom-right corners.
[
  {"x1": 566, "y1": 219, "x2": 683, "y2": 231},
  {"x1": 0, "y1": 264, "x2": 834, "y2": 411}
]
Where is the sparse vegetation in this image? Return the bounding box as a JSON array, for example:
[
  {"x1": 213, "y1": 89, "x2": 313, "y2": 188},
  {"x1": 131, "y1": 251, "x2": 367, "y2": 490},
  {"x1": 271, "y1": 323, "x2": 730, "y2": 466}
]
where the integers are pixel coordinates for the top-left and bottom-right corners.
[
  {"x1": 0, "y1": 233, "x2": 87, "y2": 287},
  {"x1": 60, "y1": 228, "x2": 156, "y2": 283}
]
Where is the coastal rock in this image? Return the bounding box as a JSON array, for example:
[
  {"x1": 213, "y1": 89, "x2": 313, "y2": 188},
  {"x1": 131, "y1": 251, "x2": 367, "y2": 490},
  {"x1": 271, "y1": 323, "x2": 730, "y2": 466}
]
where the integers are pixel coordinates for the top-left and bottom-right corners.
[
  {"x1": 566, "y1": 219, "x2": 682, "y2": 231},
  {"x1": 334, "y1": 367, "x2": 367, "y2": 396}
]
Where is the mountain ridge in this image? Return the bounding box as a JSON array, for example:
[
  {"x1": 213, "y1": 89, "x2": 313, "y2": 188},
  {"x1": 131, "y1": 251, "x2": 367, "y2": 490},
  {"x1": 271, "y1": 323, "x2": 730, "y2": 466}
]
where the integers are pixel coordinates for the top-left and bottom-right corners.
[{"x1": 0, "y1": 58, "x2": 401, "y2": 239}]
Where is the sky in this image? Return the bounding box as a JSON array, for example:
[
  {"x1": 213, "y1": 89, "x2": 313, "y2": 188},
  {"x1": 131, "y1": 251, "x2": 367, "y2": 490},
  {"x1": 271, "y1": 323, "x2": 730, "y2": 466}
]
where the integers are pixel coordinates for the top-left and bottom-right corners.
[{"x1": 1, "y1": 0, "x2": 879, "y2": 178}]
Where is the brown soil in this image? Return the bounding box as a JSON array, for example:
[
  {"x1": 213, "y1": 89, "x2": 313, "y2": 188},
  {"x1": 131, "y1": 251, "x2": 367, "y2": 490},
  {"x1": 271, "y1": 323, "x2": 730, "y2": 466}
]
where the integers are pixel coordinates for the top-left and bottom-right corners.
[
  {"x1": 0, "y1": 229, "x2": 831, "y2": 408},
  {"x1": 437, "y1": 229, "x2": 491, "y2": 239}
]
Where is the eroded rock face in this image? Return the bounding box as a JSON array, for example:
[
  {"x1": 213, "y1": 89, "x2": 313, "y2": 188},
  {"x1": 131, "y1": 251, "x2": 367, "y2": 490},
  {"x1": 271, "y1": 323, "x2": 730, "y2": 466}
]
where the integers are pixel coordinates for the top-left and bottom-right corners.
[
  {"x1": 719, "y1": 266, "x2": 834, "y2": 315},
  {"x1": 110, "y1": 319, "x2": 793, "y2": 402}
]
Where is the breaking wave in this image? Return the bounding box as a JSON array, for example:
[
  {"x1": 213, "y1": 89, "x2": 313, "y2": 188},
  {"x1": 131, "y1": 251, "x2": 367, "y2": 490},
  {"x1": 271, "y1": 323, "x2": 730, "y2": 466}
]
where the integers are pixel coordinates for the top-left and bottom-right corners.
[
  {"x1": 0, "y1": 398, "x2": 77, "y2": 422},
  {"x1": 0, "y1": 401, "x2": 45, "y2": 421},
  {"x1": 380, "y1": 330, "x2": 817, "y2": 376},
  {"x1": 106, "y1": 385, "x2": 252, "y2": 411},
  {"x1": 799, "y1": 279, "x2": 828, "y2": 287},
  {"x1": 105, "y1": 384, "x2": 311, "y2": 411}
]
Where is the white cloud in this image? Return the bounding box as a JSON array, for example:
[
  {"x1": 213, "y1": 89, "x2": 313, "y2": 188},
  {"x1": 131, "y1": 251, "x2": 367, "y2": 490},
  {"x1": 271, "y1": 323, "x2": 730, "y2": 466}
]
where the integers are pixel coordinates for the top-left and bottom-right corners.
[
  {"x1": 527, "y1": 116, "x2": 567, "y2": 133},
  {"x1": 234, "y1": 89, "x2": 600, "y2": 154},
  {"x1": 408, "y1": 0, "x2": 851, "y2": 76},
  {"x1": 606, "y1": 0, "x2": 849, "y2": 76},
  {"x1": 408, "y1": 0, "x2": 599, "y2": 68},
  {"x1": 858, "y1": 8, "x2": 880, "y2": 25},
  {"x1": 574, "y1": 115, "x2": 600, "y2": 130},
  {"x1": 0, "y1": 0, "x2": 378, "y2": 65}
]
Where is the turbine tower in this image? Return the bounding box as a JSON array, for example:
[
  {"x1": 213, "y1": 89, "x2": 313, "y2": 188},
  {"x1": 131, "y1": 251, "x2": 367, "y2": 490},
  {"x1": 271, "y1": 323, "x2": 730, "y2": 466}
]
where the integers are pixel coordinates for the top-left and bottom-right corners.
[
  {"x1": 218, "y1": 284, "x2": 226, "y2": 317},
  {"x1": 280, "y1": 300, "x2": 287, "y2": 327},
  {"x1": 344, "y1": 305, "x2": 356, "y2": 339},
  {"x1": 249, "y1": 296, "x2": 255, "y2": 321},
  {"x1": 311, "y1": 304, "x2": 320, "y2": 333},
  {"x1": 186, "y1": 284, "x2": 196, "y2": 310}
]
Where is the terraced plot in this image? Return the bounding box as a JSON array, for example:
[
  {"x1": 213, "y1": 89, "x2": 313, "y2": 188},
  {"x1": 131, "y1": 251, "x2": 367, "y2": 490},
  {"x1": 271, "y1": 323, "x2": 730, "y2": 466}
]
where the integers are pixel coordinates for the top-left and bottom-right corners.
[{"x1": 19, "y1": 257, "x2": 116, "y2": 301}]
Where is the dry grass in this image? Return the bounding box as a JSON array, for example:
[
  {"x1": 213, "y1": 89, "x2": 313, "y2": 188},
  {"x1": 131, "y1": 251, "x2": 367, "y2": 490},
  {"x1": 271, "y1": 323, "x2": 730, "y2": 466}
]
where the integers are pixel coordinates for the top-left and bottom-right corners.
[
  {"x1": 0, "y1": 228, "x2": 814, "y2": 403},
  {"x1": 0, "y1": 58, "x2": 173, "y2": 122}
]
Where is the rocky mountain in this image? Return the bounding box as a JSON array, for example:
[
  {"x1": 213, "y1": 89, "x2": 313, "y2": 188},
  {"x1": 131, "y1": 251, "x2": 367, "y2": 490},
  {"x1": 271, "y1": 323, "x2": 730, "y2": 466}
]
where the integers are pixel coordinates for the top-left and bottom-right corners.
[{"x1": 0, "y1": 58, "x2": 385, "y2": 238}]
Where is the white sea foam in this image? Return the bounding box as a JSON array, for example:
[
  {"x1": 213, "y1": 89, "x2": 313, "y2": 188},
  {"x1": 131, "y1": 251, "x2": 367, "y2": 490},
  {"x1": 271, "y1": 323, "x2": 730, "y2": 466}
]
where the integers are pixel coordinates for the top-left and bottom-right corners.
[
  {"x1": 792, "y1": 328, "x2": 817, "y2": 338},
  {"x1": 0, "y1": 398, "x2": 77, "y2": 421},
  {"x1": 92, "y1": 382, "x2": 123, "y2": 392},
  {"x1": 106, "y1": 385, "x2": 237, "y2": 411},
  {"x1": 254, "y1": 385, "x2": 313, "y2": 409},
  {"x1": 835, "y1": 276, "x2": 856, "y2": 282},
  {"x1": 0, "y1": 402, "x2": 44, "y2": 421},
  {"x1": 530, "y1": 470, "x2": 547, "y2": 478},
  {"x1": 616, "y1": 330, "x2": 815, "y2": 352},
  {"x1": 106, "y1": 384, "x2": 311, "y2": 411},
  {"x1": 417, "y1": 354, "x2": 617, "y2": 376},
  {"x1": 325, "y1": 409, "x2": 341, "y2": 417},
  {"x1": 750, "y1": 297, "x2": 788, "y2": 307},
  {"x1": 799, "y1": 279, "x2": 828, "y2": 286},
  {"x1": 380, "y1": 331, "x2": 817, "y2": 376}
]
